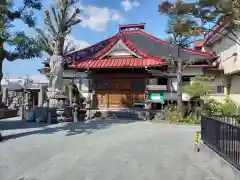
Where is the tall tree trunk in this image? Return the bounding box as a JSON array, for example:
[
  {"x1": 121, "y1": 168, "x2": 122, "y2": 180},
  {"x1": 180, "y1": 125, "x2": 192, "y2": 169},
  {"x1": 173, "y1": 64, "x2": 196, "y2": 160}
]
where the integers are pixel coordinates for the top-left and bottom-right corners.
[
  {"x1": 177, "y1": 47, "x2": 183, "y2": 118},
  {"x1": 0, "y1": 42, "x2": 4, "y2": 141},
  {"x1": 0, "y1": 59, "x2": 3, "y2": 99},
  {"x1": 0, "y1": 42, "x2": 5, "y2": 105}
]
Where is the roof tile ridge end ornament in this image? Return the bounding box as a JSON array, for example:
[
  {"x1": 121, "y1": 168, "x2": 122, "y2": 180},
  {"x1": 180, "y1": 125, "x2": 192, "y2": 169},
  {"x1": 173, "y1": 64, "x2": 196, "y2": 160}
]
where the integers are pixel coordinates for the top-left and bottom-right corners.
[
  {"x1": 119, "y1": 32, "x2": 149, "y2": 58},
  {"x1": 94, "y1": 34, "x2": 120, "y2": 58},
  {"x1": 63, "y1": 33, "x2": 118, "y2": 59}
]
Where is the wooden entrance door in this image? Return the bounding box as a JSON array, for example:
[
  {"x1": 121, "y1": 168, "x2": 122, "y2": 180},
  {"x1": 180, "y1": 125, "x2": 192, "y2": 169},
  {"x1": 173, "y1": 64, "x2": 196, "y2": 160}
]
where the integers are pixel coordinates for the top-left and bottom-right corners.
[
  {"x1": 96, "y1": 93, "x2": 108, "y2": 109},
  {"x1": 108, "y1": 93, "x2": 122, "y2": 108},
  {"x1": 95, "y1": 92, "x2": 145, "y2": 109}
]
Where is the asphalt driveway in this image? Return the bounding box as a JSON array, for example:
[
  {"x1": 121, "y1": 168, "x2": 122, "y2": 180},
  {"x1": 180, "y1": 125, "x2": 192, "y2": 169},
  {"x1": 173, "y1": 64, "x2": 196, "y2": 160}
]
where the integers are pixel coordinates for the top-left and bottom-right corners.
[{"x1": 0, "y1": 118, "x2": 237, "y2": 180}]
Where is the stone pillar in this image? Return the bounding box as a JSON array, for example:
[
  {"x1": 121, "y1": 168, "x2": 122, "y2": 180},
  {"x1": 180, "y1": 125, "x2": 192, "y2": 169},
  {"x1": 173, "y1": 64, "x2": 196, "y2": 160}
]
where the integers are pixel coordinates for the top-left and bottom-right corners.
[
  {"x1": 2, "y1": 87, "x2": 8, "y2": 106},
  {"x1": 20, "y1": 92, "x2": 24, "y2": 120},
  {"x1": 38, "y1": 85, "x2": 44, "y2": 107},
  {"x1": 69, "y1": 85, "x2": 73, "y2": 106},
  {"x1": 56, "y1": 99, "x2": 66, "y2": 123},
  {"x1": 72, "y1": 97, "x2": 78, "y2": 123}
]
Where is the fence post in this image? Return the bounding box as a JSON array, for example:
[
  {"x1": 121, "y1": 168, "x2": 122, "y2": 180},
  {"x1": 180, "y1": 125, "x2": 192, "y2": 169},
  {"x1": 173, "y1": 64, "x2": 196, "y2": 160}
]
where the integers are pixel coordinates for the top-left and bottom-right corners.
[{"x1": 194, "y1": 131, "x2": 200, "y2": 152}]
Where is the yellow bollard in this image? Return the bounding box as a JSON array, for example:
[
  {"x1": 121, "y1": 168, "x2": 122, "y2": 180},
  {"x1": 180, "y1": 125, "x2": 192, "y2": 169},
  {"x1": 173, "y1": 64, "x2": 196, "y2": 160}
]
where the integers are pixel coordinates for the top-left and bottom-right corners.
[{"x1": 194, "y1": 131, "x2": 200, "y2": 152}]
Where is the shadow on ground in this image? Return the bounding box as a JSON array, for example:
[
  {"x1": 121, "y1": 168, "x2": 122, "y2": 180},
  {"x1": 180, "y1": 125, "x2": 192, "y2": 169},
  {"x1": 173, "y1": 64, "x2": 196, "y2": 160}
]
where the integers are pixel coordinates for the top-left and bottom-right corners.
[
  {"x1": 0, "y1": 120, "x2": 49, "y2": 130},
  {"x1": 1, "y1": 118, "x2": 140, "y2": 141}
]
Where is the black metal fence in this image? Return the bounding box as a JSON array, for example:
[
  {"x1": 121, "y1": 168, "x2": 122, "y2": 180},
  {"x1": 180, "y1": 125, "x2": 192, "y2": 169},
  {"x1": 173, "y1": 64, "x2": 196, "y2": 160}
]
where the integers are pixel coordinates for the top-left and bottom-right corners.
[{"x1": 201, "y1": 114, "x2": 240, "y2": 170}]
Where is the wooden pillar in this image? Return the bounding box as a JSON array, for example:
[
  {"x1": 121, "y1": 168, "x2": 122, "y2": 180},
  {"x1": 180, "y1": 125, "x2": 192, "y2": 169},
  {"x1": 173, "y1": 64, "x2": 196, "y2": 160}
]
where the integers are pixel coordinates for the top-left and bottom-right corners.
[{"x1": 145, "y1": 77, "x2": 149, "y2": 101}]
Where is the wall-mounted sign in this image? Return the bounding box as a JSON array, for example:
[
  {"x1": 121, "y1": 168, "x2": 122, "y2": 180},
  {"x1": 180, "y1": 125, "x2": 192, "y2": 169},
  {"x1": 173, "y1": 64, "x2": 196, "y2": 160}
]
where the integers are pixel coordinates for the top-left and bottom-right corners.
[
  {"x1": 147, "y1": 92, "x2": 164, "y2": 102},
  {"x1": 146, "y1": 85, "x2": 167, "y2": 91}
]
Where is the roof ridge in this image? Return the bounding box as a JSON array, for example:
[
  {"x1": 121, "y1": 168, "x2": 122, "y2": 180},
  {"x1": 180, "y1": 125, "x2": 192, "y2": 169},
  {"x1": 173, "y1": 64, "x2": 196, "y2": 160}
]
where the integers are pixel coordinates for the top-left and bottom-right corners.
[
  {"x1": 94, "y1": 35, "x2": 120, "y2": 58},
  {"x1": 64, "y1": 34, "x2": 118, "y2": 58},
  {"x1": 94, "y1": 31, "x2": 151, "y2": 58},
  {"x1": 120, "y1": 32, "x2": 149, "y2": 58}
]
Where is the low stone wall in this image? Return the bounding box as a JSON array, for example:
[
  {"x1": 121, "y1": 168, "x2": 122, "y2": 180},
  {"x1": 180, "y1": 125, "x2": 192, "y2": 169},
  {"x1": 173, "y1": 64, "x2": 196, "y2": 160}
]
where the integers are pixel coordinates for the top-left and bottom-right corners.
[
  {"x1": 0, "y1": 109, "x2": 18, "y2": 119},
  {"x1": 33, "y1": 106, "x2": 75, "y2": 123}
]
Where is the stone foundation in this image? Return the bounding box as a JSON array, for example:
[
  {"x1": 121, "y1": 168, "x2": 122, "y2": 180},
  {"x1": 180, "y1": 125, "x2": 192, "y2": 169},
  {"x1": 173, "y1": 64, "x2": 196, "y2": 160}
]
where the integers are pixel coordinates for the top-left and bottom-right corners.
[{"x1": 0, "y1": 109, "x2": 18, "y2": 119}]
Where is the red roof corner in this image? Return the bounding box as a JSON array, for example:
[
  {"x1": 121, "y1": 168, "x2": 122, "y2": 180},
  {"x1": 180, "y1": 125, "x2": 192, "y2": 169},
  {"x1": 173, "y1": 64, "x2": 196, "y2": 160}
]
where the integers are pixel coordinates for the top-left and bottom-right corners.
[
  {"x1": 204, "y1": 21, "x2": 226, "y2": 44},
  {"x1": 194, "y1": 40, "x2": 204, "y2": 50}
]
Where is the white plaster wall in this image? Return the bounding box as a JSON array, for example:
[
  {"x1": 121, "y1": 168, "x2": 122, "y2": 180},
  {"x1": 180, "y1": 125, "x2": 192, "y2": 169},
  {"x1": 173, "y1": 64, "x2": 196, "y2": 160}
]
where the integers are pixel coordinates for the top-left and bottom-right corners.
[
  {"x1": 203, "y1": 31, "x2": 240, "y2": 74},
  {"x1": 230, "y1": 75, "x2": 240, "y2": 105},
  {"x1": 63, "y1": 70, "x2": 90, "y2": 99},
  {"x1": 106, "y1": 40, "x2": 140, "y2": 57},
  {"x1": 203, "y1": 71, "x2": 226, "y2": 102},
  {"x1": 72, "y1": 78, "x2": 90, "y2": 99},
  {"x1": 168, "y1": 67, "x2": 204, "y2": 76},
  {"x1": 202, "y1": 31, "x2": 240, "y2": 103}
]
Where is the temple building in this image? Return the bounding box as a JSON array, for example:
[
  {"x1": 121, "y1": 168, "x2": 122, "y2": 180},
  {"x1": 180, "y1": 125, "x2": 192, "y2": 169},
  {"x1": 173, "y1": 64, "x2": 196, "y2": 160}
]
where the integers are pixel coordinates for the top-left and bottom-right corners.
[{"x1": 40, "y1": 23, "x2": 217, "y2": 110}]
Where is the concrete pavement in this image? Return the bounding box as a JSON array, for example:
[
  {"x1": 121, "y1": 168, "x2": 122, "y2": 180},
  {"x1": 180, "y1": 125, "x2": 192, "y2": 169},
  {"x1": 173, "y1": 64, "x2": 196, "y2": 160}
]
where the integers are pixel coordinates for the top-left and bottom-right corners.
[{"x1": 0, "y1": 118, "x2": 239, "y2": 180}]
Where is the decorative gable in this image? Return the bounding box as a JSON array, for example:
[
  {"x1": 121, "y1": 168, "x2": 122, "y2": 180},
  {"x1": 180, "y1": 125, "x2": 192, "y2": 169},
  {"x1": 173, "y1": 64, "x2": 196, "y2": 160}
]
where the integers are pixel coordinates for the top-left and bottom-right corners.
[{"x1": 100, "y1": 40, "x2": 142, "y2": 58}]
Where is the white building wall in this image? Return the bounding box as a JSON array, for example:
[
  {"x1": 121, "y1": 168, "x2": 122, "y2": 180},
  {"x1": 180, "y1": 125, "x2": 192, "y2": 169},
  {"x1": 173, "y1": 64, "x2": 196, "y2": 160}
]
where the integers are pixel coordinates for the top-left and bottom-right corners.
[
  {"x1": 63, "y1": 70, "x2": 90, "y2": 99},
  {"x1": 168, "y1": 67, "x2": 204, "y2": 76},
  {"x1": 202, "y1": 31, "x2": 240, "y2": 104},
  {"x1": 203, "y1": 31, "x2": 240, "y2": 74},
  {"x1": 230, "y1": 75, "x2": 240, "y2": 105}
]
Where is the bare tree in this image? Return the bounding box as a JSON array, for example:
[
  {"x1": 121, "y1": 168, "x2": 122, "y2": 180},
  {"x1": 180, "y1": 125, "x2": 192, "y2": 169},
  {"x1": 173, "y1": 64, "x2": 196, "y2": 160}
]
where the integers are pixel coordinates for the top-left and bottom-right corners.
[{"x1": 34, "y1": 0, "x2": 83, "y2": 102}]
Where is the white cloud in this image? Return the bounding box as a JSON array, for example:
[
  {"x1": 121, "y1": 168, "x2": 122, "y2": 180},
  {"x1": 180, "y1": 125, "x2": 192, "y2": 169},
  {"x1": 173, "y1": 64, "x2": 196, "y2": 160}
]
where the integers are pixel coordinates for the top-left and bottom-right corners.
[
  {"x1": 121, "y1": 0, "x2": 140, "y2": 12},
  {"x1": 80, "y1": 6, "x2": 122, "y2": 32},
  {"x1": 66, "y1": 35, "x2": 90, "y2": 51}
]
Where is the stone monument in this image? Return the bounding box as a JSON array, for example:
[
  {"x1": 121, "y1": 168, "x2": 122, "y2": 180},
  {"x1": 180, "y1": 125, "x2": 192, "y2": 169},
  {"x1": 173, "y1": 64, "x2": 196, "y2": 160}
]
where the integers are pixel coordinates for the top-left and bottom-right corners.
[
  {"x1": 46, "y1": 55, "x2": 68, "y2": 122},
  {"x1": 47, "y1": 55, "x2": 67, "y2": 108}
]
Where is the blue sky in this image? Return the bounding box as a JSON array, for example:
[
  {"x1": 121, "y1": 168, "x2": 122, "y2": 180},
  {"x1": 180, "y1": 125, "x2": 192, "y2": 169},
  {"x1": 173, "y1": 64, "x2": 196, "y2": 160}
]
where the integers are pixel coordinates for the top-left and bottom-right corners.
[{"x1": 3, "y1": 0, "x2": 169, "y2": 77}]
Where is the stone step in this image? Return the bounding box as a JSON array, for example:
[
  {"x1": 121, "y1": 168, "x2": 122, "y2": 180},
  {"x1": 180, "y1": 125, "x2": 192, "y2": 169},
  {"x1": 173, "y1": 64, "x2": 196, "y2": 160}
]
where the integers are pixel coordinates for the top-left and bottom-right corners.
[{"x1": 88, "y1": 110, "x2": 147, "y2": 120}]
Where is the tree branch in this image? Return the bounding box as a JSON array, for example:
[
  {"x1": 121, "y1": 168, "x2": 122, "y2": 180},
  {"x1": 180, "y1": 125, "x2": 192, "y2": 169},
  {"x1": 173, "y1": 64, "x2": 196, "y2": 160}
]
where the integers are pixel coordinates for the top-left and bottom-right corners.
[
  {"x1": 34, "y1": 27, "x2": 50, "y2": 46},
  {"x1": 4, "y1": 51, "x2": 19, "y2": 61},
  {"x1": 4, "y1": 10, "x2": 21, "y2": 20},
  {"x1": 44, "y1": 10, "x2": 57, "y2": 35},
  {"x1": 51, "y1": 6, "x2": 60, "y2": 28}
]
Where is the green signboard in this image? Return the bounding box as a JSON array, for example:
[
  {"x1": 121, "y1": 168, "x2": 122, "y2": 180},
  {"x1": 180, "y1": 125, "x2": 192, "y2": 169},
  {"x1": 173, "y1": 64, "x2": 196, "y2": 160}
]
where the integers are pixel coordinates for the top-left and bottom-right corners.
[{"x1": 147, "y1": 92, "x2": 164, "y2": 102}]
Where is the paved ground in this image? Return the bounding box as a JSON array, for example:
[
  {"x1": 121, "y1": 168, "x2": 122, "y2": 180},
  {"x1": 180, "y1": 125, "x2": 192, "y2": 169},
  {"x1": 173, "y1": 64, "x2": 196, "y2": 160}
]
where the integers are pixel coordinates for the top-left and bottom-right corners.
[{"x1": 0, "y1": 117, "x2": 238, "y2": 180}]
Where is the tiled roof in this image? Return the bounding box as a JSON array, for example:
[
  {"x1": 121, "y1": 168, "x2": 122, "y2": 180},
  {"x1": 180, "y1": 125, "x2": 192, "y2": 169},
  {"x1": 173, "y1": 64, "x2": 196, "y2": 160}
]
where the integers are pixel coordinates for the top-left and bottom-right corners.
[
  {"x1": 71, "y1": 57, "x2": 167, "y2": 69},
  {"x1": 125, "y1": 30, "x2": 215, "y2": 61},
  {"x1": 64, "y1": 35, "x2": 116, "y2": 61},
  {"x1": 64, "y1": 24, "x2": 217, "y2": 69}
]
